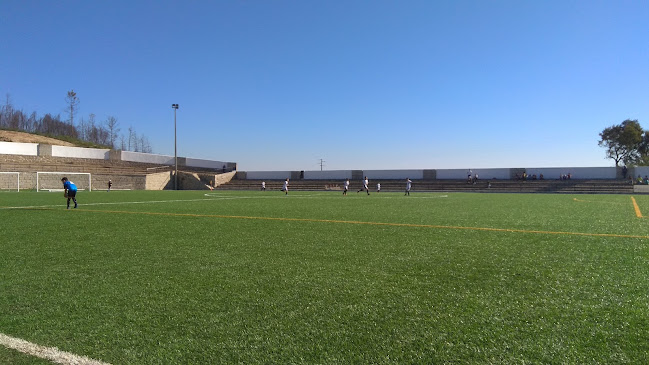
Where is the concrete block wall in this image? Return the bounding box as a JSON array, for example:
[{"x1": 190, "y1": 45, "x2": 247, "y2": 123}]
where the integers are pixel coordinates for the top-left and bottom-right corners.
[
  {"x1": 1, "y1": 170, "x2": 220, "y2": 191},
  {"x1": 94, "y1": 174, "x2": 146, "y2": 191},
  {"x1": 36, "y1": 173, "x2": 92, "y2": 191},
  {"x1": 37, "y1": 144, "x2": 52, "y2": 156},
  {"x1": 145, "y1": 171, "x2": 173, "y2": 190},
  {"x1": 178, "y1": 172, "x2": 210, "y2": 190},
  {"x1": 0, "y1": 172, "x2": 21, "y2": 190},
  {"x1": 214, "y1": 171, "x2": 236, "y2": 187}
]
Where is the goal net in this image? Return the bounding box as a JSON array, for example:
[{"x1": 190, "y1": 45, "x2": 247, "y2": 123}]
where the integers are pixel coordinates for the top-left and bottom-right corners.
[
  {"x1": 0, "y1": 172, "x2": 20, "y2": 192},
  {"x1": 37, "y1": 172, "x2": 92, "y2": 192}
]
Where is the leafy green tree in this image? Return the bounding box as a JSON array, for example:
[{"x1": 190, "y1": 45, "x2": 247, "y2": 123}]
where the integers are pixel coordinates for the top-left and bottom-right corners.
[{"x1": 599, "y1": 119, "x2": 644, "y2": 166}]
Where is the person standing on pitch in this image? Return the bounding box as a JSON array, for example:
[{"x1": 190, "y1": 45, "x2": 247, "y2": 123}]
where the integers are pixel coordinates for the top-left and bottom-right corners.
[
  {"x1": 343, "y1": 178, "x2": 350, "y2": 196},
  {"x1": 261, "y1": 181, "x2": 266, "y2": 191},
  {"x1": 107, "y1": 179, "x2": 112, "y2": 192},
  {"x1": 405, "y1": 178, "x2": 412, "y2": 196},
  {"x1": 357, "y1": 176, "x2": 370, "y2": 195},
  {"x1": 282, "y1": 178, "x2": 289, "y2": 195},
  {"x1": 377, "y1": 183, "x2": 381, "y2": 193},
  {"x1": 61, "y1": 177, "x2": 78, "y2": 209}
]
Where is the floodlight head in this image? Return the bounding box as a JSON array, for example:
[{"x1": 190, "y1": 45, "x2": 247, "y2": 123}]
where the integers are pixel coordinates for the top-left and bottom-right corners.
[{"x1": 172, "y1": 104, "x2": 179, "y2": 109}]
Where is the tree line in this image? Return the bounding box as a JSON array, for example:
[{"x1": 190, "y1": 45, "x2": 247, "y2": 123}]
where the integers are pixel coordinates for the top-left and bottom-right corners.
[
  {"x1": 599, "y1": 119, "x2": 649, "y2": 167},
  {"x1": 0, "y1": 91, "x2": 152, "y2": 153}
]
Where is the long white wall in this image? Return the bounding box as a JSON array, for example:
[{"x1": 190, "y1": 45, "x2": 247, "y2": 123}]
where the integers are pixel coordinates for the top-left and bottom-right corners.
[
  {"x1": 246, "y1": 171, "x2": 292, "y2": 180},
  {"x1": 525, "y1": 167, "x2": 616, "y2": 180},
  {"x1": 243, "y1": 167, "x2": 622, "y2": 180},
  {"x1": 185, "y1": 157, "x2": 228, "y2": 169},
  {"x1": 304, "y1": 170, "x2": 352, "y2": 180},
  {"x1": 436, "y1": 168, "x2": 510, "y2": 180},
  {"x1": 364, "y1": 169, "x2": 423, "y2": 180},
  {"x1": 0, "y1": 141, "x2": 38, "y2": 156},
  {"x1": 121, "y1": 151, "x2": 175, "y2": 165},
  {"x1": 51, "y1": 145, "x2": 109, "y2": 159},
  {"x1": 632, "y1": 166, "x2": 649, "y2": 178}
]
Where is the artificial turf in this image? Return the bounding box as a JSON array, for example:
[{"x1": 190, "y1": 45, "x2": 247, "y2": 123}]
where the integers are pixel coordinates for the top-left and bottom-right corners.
[{"x1": 1, "y1": 190, "x2": 648, "y2": 363}]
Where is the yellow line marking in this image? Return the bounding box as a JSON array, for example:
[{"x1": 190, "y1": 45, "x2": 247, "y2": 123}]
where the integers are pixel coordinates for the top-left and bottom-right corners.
[
  {"x1": 24, "y1": 207, "x2": 649, "y2": 240},
  {"x1": 572, "y1": 197, "x2": 626, "y2": 205},
  {"x1": 631, "y1": 196, "x2": 643, "y2": 218}
]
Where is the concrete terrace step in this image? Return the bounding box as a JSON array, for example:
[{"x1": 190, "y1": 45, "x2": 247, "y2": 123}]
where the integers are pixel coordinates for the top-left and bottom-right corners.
[
  {"x1": 216, "y1": 179, "x2": 635, "y2": 194},
  {"x1": 0, "y1": 154, "x2": 226, "y2": 175}
]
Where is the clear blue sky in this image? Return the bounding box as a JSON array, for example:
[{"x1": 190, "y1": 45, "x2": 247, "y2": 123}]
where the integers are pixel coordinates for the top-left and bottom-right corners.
[{"x1": 1, "y1": 1, "x2": 647, "y2": 171}]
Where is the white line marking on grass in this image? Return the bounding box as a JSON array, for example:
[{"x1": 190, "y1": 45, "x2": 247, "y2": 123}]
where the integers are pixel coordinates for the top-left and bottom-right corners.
[
  {"x1": 401, "y1": 194, "x2": 448, "y2": 199},
  {"x1": 0, "y1": 333, "x2": 110, "y2": 365},
  {"x1": 572, "y1": 197, "x2": 626, "y2": 205},
  {"x1": 203, "y1": 193, "x2": 328, "y2": 199},
  {"x1": 1, "y1": 192, "x2": 448, "y2": 210},
  {"x1": 0, "y1": 197, "x2": 228, "y2": 210},
  {"x1": 203, "y1": 193, "x2": 450, "y2": 199}
]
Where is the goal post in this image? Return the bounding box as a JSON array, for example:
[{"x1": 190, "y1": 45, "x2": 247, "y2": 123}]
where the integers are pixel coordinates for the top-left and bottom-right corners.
[
  {"x1": 36, "y1": 172, "x2": 92, "y2": 192},
  {"x1": 0, "y1": 172, "x2": 20, "y2": 192}
]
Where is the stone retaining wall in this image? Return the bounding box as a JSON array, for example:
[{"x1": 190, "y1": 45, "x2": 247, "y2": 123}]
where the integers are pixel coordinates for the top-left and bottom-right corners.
[{"x1": 0, "y1": 171, "x2": 146, "y2": 191}]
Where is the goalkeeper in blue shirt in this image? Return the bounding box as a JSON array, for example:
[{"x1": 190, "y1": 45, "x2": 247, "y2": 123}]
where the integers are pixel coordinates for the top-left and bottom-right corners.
[{"x1": 61, "y1": 177, "x2": 78, "y2": 209}]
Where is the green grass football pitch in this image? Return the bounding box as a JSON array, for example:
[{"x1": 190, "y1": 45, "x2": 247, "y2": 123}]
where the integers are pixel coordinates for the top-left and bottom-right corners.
[{"x1": 1, "y1": 190, "x2": 648, "y2": 364}]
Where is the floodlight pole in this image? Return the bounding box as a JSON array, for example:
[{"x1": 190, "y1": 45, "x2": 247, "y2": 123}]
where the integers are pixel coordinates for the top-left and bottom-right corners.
[{"x1": 172, "y1": 104, "x2": 179, "y2": 190}]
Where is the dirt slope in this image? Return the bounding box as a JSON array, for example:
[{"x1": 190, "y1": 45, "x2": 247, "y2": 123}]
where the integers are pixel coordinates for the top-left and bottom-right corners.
[{"x1": 0, "y1": 130, "x2": 76, "y2": 146}]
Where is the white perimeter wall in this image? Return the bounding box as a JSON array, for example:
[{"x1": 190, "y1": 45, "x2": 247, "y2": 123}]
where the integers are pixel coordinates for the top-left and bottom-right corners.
[
  {"x1": 246, "y1": 171, "x2": 292, "y2": 180},
  {"x1": 304, "y1": 170, "x2": 352, "y2": 180},
  {"x1": 52, "y1": 145, "x2": 109, "y2": 159},
  {"x1": 525, "y1": 167, "x2": 616, "y2": 179},
  {"x1": 121, "y1": 151, "x2": 175, "y2": 165},
  {"x1": 436, "y1": 168, "x2": 510, "y2": 180},
  {"x1": 633, "y1": 166, "x2": 649, "y2": 177},
  {"x1": 363, "y1": 170, "x2": 423, "y2": 180},
  {"x1": 185, "y1": 157, "x2": 227, "y2": 169},
  {"x1": 0, "y1": 141, "x2": 38, "y2": 156}
]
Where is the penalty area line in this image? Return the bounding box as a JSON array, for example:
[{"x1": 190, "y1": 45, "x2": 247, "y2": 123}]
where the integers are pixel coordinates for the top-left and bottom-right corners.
[{"x1": 0, "y1": 333, "x2": 110, "y2": 365}]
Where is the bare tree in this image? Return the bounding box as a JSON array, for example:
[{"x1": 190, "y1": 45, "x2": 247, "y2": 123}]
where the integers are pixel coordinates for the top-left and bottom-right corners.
[
  {"x1": 105, "y1": 116, "x2": 120, "y2": 148},
  {"x1": 119, "y1": 135, "x2": 126, "y2": 150},
  {"x1": 128, "y1": 126, "x2": 134, "y2": 151},
  {"x1": 2, "y1": 94, "x2": 153, "y2": 150},
  {"x1": 140, "y1": 136, "x2": 152, "y2": 153},
  {"x1": 26, "y1": 112, "x2": 38, "y2": 132},
  {"x1": 65, "y1": 90, "x2": 80, "y2": 125},
  {"x1": 1, "y1": 94, "x2": 14, "y2": 128}
]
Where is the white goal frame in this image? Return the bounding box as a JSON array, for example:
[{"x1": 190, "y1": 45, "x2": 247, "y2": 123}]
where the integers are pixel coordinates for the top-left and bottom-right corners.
[
  {"x1": 36, "y1": 172, "x2": 92, "y2": 192},
  {"x1": 0, "y1": 172, "x2": 20, "y2": 192}
]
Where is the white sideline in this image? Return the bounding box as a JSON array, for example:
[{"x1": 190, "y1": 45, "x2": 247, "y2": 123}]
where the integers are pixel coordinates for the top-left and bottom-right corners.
[
  {"x1": 0, "y1": 192, "x2": 451, "y2": 210},
  {"x1": 0, "y1": 333, "x2": 110, "y2": 365}
]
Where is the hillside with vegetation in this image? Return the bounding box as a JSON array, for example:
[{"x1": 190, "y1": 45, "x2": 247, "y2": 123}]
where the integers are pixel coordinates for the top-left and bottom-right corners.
[{"x1": 1, "y1": 91, "x2": 152, "y2": 152}]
